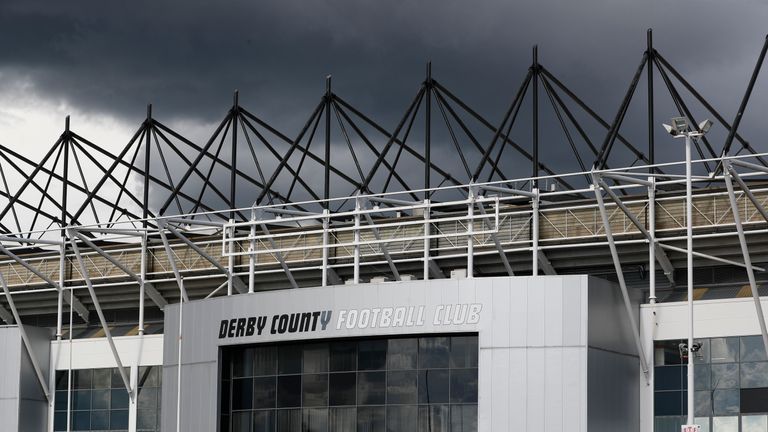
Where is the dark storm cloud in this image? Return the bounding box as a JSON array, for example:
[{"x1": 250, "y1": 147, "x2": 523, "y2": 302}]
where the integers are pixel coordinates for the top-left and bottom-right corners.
[{"x1": 1, "y1": 0, "x2": 768, "y2": 173}]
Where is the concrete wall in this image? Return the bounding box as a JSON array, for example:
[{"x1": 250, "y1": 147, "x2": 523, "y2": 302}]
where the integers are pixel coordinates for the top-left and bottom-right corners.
[{"x1": 160, "y1": 275, "x2": 640, "y2": 432}]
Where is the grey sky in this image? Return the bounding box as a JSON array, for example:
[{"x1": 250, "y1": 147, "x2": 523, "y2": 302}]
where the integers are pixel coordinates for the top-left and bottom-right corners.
[{"x1": 0, "y1": 0, "x2": 767, "y2": 208}]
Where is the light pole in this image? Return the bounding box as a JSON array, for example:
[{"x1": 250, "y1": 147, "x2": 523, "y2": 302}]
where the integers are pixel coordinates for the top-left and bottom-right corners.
[{"x1": 663, "y1": 117, "x2": 712, "y2": 429}]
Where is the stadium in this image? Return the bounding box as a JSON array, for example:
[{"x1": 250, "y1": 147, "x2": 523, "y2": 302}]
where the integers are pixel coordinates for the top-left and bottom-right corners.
[{"x1": 2, "y1": 31, "x2": 768, "y2": 432}]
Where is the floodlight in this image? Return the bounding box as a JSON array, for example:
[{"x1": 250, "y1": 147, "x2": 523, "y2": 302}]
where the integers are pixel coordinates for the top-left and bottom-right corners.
[
  {"x1": 672, "y1": 117, "x2": 689, "y2": 133},
  {"x1": 662, "y1": 123, "x2": 677, "y2": 135},
  {"x1": 698, "y1": 119, "x2": 713, "y2": 134}
]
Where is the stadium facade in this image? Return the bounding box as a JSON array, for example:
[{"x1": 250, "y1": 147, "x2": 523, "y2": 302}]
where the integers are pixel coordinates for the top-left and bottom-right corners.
[{"x1": 2, "y1": 31, "x2": 768, "y2": 431}]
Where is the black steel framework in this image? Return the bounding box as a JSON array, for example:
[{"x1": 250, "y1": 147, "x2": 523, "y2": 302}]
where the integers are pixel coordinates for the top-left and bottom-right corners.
[{"x1": 2, "y1": 31, "x2": 768, "y2": 238}]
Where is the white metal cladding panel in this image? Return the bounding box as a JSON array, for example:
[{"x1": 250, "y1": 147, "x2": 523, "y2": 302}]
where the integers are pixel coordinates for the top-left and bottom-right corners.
[
  {"x1": 0, "y1": 327, "x2": 22, "y2": 432},
  {"x1": 161, "y1": 276, "x2": 605, "y2": 431},
  {"x1": 51, "y1": 334, "x2": 164, "y2": 370}
]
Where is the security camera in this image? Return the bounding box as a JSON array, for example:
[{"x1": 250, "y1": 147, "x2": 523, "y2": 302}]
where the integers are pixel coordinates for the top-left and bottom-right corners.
[{"x1": 691, "y1": 342, "x2": 702, "y2": 353}]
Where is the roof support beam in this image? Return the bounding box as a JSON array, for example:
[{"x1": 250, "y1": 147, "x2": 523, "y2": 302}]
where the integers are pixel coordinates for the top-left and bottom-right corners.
[
  {"x1": 0, "y1": 243, "x2": 89, "y2": 322},
  {"x1": 723, "y1": 163, "x2": 768, "y2": 360},
  {"x1": 156, "y1": 221, "x2": 190, "y2": 303},
  {"x1": 595, "y1": 175, "x2": 676, "y2": 285},
  {"x1": 360, "y1": 198, "x2": 400, "y2": 281},
  {"x1": 162, "y1": 223, "x2": 247, "y2": 294},
  {"x1": 592, "y1": 173, "x2": 650, "y2": 382},
  {"x1": 69, "y1": 229, "x2": 168, "y2": 310},
  {"x1": 68, "y1": 229, "x2": 133, "y2": 402},
  {"x1": 0, "y1": 271, "x2": 50, "y2": 402}
]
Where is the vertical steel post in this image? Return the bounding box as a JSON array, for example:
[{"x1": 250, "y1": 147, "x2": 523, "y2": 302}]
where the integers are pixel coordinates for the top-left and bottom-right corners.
[
  {"x1": 354, "y1": 197, "x2": 361, "y2": 284},
  {"x1": 57, "y1": 239, "x2": 65, "y2": 340},
  {"x1": 423, "y1": 199, "x2": 430, "y2": 281},
  {"x1": 140, "y1": 106, "x2": 151, "y2": 335},
  {"x1": 532, "y1": 188, "x2": 540, "y2": 275},
  {"x1": 322, "y1": 209, "x2": 329, "y2": 287},
  {"x1": 325, "y1": 76, "x2": 331, "y2": 207},
  {"x1": 425, "y1": 62, "x2": 432, "y2": 198},
  {"x1": 648, "y1": 177, "x2": 657, "y2": 304},
  {"x1": 532, "y1": 46, "x2": 539, "y2": 188},
  {"x1": 231, "y1": 91, "x2": 239, "y2": 220},
  {"x1": 647, "y1": 30, "x2": 655, "y2": 171},
  {"x1": 58, "y1": 116, "x2": 70, "y2": 340},
  {"x1": 128, "y1": 365, "x2": 138, "y2": 432},
  {"x1": 685, "y1": 134, "x2": 695, "y2": 425},
  {"x1": 249, "y1": 209, "x2": 256, "y2": 293},
  {"x1": 467, "y1": 188, "x2": 474, "y2": 278},
  {"x1": 176, "y1": 279, "x2": 184, "y2": 432},
  {"x1": 227, "y1": 220, "x2": 234, "y2": 296},
  {"x1": 139, "y1": 234, "x2": 147, "y2": 335},
  {"x1": 143, "y1": 105, "x2": 152, "y2": 224}
]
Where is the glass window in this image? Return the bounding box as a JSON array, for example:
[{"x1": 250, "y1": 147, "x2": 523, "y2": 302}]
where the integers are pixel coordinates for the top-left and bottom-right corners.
[
  {"x1": 302, "y1": 374, "x2": 329, "y2": 407},
  {"x1": 358, "y1": 371, "x2": 386, "y2": 405},
  {"x1": 110, "y1": 409, "x2": 129, "y2": 429},
  {"x1": 330, "y1": 341, "x2": 357, "y2": 372},
  {"x1": 254, "y1": 346, "x2": 278, "y2": 376},
  {"x1": 713, "y1": 389, "x2": 740, "y2": 415},
  {"x1": 357, "y1": 406, "x2": 385, "y2": 432},
  {"x1": 277, "y1": 408, "x2": 301, "y2": 432},
  {"x1": 302, "y1": 408, "x2": 328, "y2": 432},
  {"x1": 450, "y1": 336, "x2": 479, "y2": 368},
  {"x1": 695, "y1": 364, "x2": 711, "y2": 391},
  {"x1": 233, "y1": 347, "x2": 255, "y2": 377},
  {"x1": 711, "y1": 338, "x2": 739, "y2": 363},
  {"x1": 329, "y1": 407, "x2": 356, "y2": 432},
  {"x1": 91, "y1": 410, "x2": 110, "y2": 430},
  {"x1": 232, "y1": 411, "x2": 252, "y2": 432},
  {"x1": 387, "y1": 371, "x2": 417, "y2": 404},
  {"x1": 741, "y1": 388, "x2": 768, "y2": 414},
  {"x1": 222, "y1": 335, "x2": 478, "y2": 432},
  {"x1": 418, "y1": 369, "x2": 449, "y2": 404},
  {"x1": 303, "y1": 343, "x2": 329, "y2": 374},
  {"x1": 695, "y1": 390, "x2": 712, "y2": 417},
  {"x1": 450, "y1": 369, "x2": 479, "y2": 403},
  {"x1": 232, "y1": 378, "x2": 254, "y2": 410},
  {"x1": 388, "y1": 338, "x2": 417, "y2": 370},
  {"x1": 358, "y1": 340, "x2": 387, "y2": 370},
  {"x1": 451, "y1": 404, "x2": 478, "y2": 432},
  {"x1": 742, "y1": 415, "x2": 768, "y2": 432},
  {"x1": 419, "y1": 337, "x2": 450, "y2": 369},
  {"x1": 93, "y1": 368, "x2": 111, "y2": 388},
  {"x1": 418, "y1": 404, "x2": 449, "y2": 432},
  {"x1": 655, "y1": 366, "x2": 684, "y2": 391},
  {"x1": 741, "y1": 337, "x2": 768, "y2": 362},
  {"x1": 654, "y1": 391, "x2": 686, "y2": 416},
  {"x1": 654, "y1": 416, "x2": 684, "y2": 432},
  {"x1": 712, "y1": 416, "x2": 738, "y2": 432},
  {"x1": 694, "y1": 339, "x2": 711, "y2": 364},
  {"x1": 711, "y1": 363, "x2": 739, "y2": 389},
  {"x1": 387, "y1": 405, "x2": 417, "y2": 432},
  {"x1": 741, "y1": 362, "x2": 768, "y2": 388},
  {"x1": 277, "y1": 375, "x2": 302, "y2": 407},
  {"x1": 253, "y1": 376, "x2": 277, "y2": 409},
  {"x1": 329, "y1": 373, "x2": 356, "y2": 406},
  {"x1": 279, "y1": 345, "x2": 303, "y2": 374},
  {"x1": 253, "y1": 409, "x2": 276, "y2": 432}
]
